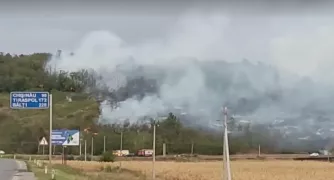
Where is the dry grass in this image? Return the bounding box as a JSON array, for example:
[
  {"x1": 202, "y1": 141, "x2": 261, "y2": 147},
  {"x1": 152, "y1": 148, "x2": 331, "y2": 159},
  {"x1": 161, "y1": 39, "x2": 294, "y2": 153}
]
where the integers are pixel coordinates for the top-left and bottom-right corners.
[{"x1": 53, "y1": 160, "x2": 334, "y2": 180}]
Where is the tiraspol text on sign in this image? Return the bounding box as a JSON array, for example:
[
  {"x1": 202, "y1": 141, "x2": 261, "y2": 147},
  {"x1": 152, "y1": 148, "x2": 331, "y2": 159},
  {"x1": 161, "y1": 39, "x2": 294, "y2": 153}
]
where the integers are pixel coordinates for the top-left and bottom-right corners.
[{"x1": 10, "y1": 92, "x2": 49, "y2": 109}]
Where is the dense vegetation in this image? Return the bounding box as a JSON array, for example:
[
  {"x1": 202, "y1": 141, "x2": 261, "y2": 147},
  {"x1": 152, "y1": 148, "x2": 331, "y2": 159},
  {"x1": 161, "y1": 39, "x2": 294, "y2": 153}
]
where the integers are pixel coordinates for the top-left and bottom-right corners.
[{"x1": 0, "y1": 53, "x2": 326, "y2": 156}]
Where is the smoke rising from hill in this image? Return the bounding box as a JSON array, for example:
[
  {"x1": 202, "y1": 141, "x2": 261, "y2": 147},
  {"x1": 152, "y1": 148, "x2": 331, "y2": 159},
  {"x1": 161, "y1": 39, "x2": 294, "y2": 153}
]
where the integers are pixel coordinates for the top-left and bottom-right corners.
[{"x1": 46, "y1": 11, "x2": 334, "y2": 140}]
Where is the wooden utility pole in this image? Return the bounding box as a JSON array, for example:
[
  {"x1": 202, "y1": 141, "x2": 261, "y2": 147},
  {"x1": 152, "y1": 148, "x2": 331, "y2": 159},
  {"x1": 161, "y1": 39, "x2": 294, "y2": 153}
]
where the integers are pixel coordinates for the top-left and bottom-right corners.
[
  {"x1": 103, "y1": 136, "x2": 106, "y2": 153},
  {"x1": 84, "y1": 140, "x2": 87, "y2": 161},
  {"x1": 91, "y1": 136, "x2": 94, "y2": 158},
  {"x1": 191, "y1": 141, "x2": 194, "y2": 155},
  {"x1": 162, "y1": 143, "x2": 166, "y2": 157}
]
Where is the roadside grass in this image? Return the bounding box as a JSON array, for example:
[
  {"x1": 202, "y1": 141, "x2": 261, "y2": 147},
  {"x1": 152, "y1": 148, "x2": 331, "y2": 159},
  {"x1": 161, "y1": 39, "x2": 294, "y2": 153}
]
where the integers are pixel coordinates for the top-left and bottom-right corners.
[
  {"x1": 79, "y1": 165, "x2": 148, "y2": 180},
  {"x1": 28, "y1": 162, "x2": 87, "y2": 180},
  {"x1": 28, "y1": 160, "x2": 147, "y2": 180},
  {"x1": 56, "y1": 161, "x2": 148, "y2": 180}
]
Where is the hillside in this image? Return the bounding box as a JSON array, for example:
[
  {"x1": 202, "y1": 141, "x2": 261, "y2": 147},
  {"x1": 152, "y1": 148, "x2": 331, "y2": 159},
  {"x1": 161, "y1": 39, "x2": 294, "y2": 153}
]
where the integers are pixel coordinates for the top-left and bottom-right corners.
[
  {"x1": 0, "y1": 52, "x2": 224, "y2": 155},
  {"x1": 0, "y1": 90, "x2": 226, "y2": 155},
  {"x1": 0, "y1": 52, "x2": 328, "y2": 156},
  {"x1": 0, "y1": 90, "x2": 100, "y2": 153}
]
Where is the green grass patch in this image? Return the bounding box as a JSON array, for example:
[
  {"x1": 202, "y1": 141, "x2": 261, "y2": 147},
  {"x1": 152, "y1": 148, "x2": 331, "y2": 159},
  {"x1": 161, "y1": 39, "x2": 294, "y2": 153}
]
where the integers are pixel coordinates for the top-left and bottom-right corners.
[
  {"x1": 28, "y1": 162, "x2": 147, "y2": 180},
  {"x1": 28, "y1": 162, "x2": 87, "y2": 180},
  {"x1": 26, "y1": 161, "x2": 32, "y2": 172},
  {"x1": 52, "y1": 164, "x2": 83, "y2": 176}
]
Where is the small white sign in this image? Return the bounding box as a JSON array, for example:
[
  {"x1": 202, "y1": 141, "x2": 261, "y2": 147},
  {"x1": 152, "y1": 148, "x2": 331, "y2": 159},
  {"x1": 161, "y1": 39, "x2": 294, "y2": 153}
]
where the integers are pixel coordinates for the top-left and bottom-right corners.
[{"x1": 39, "y1": 137, "x2": 48, "y2": 145}]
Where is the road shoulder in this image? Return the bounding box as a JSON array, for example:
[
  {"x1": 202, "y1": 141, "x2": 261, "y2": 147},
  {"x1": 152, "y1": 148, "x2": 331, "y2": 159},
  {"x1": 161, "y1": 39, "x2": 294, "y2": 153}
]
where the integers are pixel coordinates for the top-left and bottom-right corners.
[{"x1": 12, "y1": 160, "x2": 36, "y2": 180}]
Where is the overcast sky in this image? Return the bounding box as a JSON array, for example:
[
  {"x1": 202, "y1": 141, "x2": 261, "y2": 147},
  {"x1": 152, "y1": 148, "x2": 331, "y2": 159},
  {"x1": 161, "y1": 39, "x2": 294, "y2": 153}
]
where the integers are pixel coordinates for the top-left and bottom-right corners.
[{"x1": 1, "y1": 1, "x2": 334, "y2": 78}]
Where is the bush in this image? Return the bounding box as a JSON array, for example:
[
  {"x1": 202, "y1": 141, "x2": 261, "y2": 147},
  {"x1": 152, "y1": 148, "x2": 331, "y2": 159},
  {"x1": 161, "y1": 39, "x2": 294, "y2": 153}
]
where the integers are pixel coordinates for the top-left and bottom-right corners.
[
  {"x1": 75, "y1": 155, "x2": 91, "y2": 161},
  {"x1": 99, "y1": 152, "x2": 115, "y2": 162},
  {"x1": 66, "y1": 155, "x2": 74, "y2": 160},
  {"x1": 104, "y1": 165, "x2": 113, "y2": 172}
]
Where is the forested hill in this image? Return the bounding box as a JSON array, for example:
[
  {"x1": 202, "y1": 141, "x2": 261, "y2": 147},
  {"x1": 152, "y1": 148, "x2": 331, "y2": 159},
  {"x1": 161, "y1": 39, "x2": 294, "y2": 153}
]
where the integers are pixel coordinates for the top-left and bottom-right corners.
[
  {"x1": 0, "y1": 52, "x2": 95, "y2": 93},
  {"x1": 0, "y1": 53, "x2": 325, "y2": 155}
]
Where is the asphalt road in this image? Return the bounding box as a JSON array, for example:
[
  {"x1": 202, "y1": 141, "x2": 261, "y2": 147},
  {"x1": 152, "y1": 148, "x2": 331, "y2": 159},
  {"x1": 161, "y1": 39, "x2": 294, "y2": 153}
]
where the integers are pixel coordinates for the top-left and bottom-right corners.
[{"x1": 0, "y1": 159, "x2": 18, "y2": 180}]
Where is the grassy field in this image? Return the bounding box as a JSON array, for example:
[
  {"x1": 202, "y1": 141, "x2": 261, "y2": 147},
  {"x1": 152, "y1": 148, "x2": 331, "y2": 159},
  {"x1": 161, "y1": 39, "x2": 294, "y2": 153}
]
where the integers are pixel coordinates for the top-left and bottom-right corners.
[{"x1": 50, "y1": 160, "x2": 334, "y2": 180}]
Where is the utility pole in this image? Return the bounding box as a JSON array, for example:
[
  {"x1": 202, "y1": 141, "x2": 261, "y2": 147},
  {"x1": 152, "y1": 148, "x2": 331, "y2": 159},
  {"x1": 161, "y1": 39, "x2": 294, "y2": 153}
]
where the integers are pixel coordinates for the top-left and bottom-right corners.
[
  {"x1": 150, "y1": 117, "x2": 165, "y2": 180},
  {"x1": 84, "y1": 140, "x2": 87, "y2": 161},
  {"x1": 152, "y1": 121, "x2": 157, "y2": 180},
  {"x1": 103, "y1": 136, "x2": 106, "y2": 153},
  {"x1": 223, "y1": 131, "x2": 226, "y2": 180},
  {"x1": 223, "y1": 107, "x2": 232, "y2": 180},
  {"x1": 91, "y1": 136, "x2": 94, "y2": 158},
  {"x1": 162, "y1": 143, "x2": 166, "y2": 157},
  {"x1": 79, "y1": 140, "x2": 82, "y2": 156},
  {"x1": 120, "y1": 132, "x2": 123, "y2": 153},
  {"x1": 119, "y1": 131, "x2": 123, "y2": 168},
  {"x1": 49, "y1": 94, "x2": 53, "y2": 165},
  {"x1": 191, "y1": 141, "x2": 194, "y2": 155}
]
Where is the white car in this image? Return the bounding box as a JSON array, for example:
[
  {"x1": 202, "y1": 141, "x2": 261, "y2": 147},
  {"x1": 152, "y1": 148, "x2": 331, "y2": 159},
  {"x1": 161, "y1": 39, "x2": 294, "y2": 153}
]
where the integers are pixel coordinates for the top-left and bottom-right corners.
[
  {"x1": 310, "y1": 153, "x2": 319, "y2": 157},
  {"x1": 0, "y1": 150, "x2": 5, "y2": 155}
]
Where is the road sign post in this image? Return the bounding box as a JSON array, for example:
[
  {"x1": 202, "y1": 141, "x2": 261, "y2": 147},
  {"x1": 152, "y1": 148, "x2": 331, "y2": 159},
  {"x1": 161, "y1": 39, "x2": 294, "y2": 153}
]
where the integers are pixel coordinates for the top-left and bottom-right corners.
[
  {"x1": 49, "y1": 94, "x2": 52, "y2": 165},
  {"x1": 10, "y1": 91, "x2": 52, "y2": 164},
  {"x1": 39, "y1": 137, "x2": 48, "y2": 155},
  {"x1": 52, "y1": 129, "x2": 80, "y2": 163}
]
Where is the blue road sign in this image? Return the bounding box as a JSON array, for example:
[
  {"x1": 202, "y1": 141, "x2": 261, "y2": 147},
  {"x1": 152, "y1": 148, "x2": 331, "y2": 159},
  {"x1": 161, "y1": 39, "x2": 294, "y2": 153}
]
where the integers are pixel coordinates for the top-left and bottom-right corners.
[
  {"x1": 51, "y1": 130, "x2": 80, "y2": 146},
  {"x1": 10, "y1": 91, "x2": 49, "y2": 109}
]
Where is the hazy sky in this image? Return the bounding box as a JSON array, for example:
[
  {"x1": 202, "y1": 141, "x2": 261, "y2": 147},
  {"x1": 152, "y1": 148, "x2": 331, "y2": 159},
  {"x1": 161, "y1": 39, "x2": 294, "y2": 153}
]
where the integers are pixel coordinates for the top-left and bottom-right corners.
[{"x1": 1, "y1": 1, "x2": 334, "y2": 78}]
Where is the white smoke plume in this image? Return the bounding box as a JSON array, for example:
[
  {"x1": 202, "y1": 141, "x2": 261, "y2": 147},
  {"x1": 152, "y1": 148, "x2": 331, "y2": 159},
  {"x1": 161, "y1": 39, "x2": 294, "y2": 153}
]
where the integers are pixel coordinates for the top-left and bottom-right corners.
[
  {"x1": 46, "y1": 10, "x2": 334, "y2": 140},
  {"x1": 47, "y1": 11, "x2": 230, "y2": 122}
]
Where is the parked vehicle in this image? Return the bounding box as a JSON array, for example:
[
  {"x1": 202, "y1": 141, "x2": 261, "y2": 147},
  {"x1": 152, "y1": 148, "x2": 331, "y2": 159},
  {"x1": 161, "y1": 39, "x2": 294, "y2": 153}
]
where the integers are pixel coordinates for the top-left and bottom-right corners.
[
  {"x1": 113, "y1": 150, "x2": 130, "y2": 157},
  {"x1": 137, "y1": 149, "x2": 153, "y2": 157},
  {"x1": 310, "y1": 153, "x2": 319, "y2": 157}
]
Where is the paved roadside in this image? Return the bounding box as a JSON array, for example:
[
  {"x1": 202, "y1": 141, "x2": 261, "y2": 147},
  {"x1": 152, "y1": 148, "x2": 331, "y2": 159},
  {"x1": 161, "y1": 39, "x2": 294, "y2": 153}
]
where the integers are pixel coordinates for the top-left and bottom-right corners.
[
  {"x1": 12, "y1": 160, "x2": 36, "y2": 180},
  {"x1": 0, "y1": 159, "x2": 36, "y2": 180},
  {"x1": 0, "y1": 159, "x2": 17, "y2": 180}
]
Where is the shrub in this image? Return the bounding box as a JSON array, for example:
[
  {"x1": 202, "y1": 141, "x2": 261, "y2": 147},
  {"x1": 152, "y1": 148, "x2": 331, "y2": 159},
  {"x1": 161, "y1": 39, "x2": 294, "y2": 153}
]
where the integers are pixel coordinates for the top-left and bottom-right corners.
[
  {"x1": 99, "y1": 152, "x2": 115, "y2": 162},
  {"x1": 104, "y1": 165, "x2": 113, "y2": 172},
  {"x1": 66, "y1": 155, "x2": 75, "y2": 160},
  {"x1": 75, "y1": 155, "x2": 91, "y2": 161}
]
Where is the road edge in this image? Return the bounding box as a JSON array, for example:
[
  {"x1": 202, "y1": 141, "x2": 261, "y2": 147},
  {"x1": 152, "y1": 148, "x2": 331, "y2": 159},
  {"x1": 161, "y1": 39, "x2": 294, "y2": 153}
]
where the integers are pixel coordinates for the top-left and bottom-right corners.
[{"x1": 11, "y1": 160, "x2": 36, "y2": 180}]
